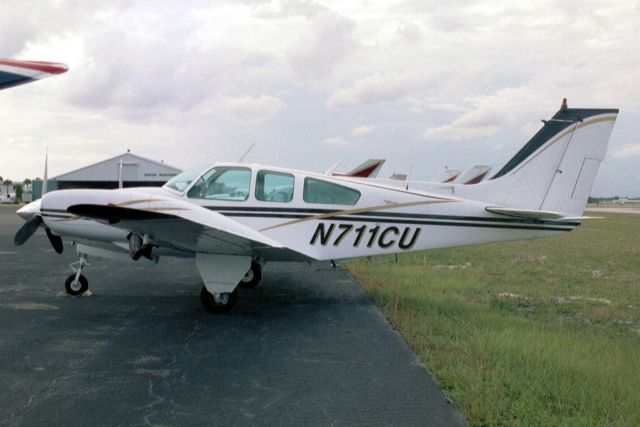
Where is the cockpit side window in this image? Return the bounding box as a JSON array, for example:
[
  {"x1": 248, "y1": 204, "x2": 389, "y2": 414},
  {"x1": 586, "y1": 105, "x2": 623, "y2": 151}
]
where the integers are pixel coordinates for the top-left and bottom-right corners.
[
  {"x1": 187, "y1": 167, "x2": 251, "y2": 201},
  {"x1": 255, "y1": 171, "x2": 294, "y2": 203},
  {"x1": 164, "y1": 165, "x2": 209, "y2": 192},
  {"x1": 303, "y1": 178, "x2": 361, "y2": 205}
]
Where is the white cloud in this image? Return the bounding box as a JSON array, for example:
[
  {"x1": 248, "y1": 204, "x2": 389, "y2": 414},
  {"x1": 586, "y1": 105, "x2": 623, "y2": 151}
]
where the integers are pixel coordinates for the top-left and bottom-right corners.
[
  {"x1": 610, "y1": 144, "x2": 640, "y2": 159},
  {"x1": 422, "y1": 87, "x2": 547, "y2": 141},
  {"x1": 327, "y1": 71, "x2": 432, "y2": 107},
  {"x1": 352, "y1": 125, "x2": 375, "y2": 136},
  {"x1": 323, "y1": 137, "x2": 351, "y2": 145},
  {"x1": 216, "y1": 95, "x2": 285, "y2": 123},
  {"x1": 286, "y1": 5, "x2": 356, "y2": 81}
]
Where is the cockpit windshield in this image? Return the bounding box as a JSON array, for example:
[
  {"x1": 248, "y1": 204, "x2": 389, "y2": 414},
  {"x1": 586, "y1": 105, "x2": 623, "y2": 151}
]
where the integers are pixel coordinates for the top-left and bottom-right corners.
[{"x1": 163, "y1": 165, "x2": 210, "y2": 192}]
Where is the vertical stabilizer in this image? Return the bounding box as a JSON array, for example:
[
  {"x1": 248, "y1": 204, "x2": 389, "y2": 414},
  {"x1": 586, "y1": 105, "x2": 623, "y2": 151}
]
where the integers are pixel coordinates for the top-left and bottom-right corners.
[
  {"x1": 455, "y1": 165, "x2": 492, "y2": 185},
  {"x1": 332, "y1": 159, "x2": 386, "y2": 178},
  {"x1": 434, "y1": 167, "x2": 462, "y2": 183},
  {"x1": 462, "y1": 102, "x2": 618, "y2": 216}
]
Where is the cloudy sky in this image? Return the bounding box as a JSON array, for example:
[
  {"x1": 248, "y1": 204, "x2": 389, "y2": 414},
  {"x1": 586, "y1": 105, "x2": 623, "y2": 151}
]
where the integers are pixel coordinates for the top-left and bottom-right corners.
[{"x1": 1, "y1": 0, "x2": 639, "y2": 196}]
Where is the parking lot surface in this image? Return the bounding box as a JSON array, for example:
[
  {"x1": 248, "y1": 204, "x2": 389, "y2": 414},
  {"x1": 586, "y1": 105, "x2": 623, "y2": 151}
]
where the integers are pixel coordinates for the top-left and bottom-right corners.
[{"x1": 0, "y1": 207, "x2": 466, "y2": 426}]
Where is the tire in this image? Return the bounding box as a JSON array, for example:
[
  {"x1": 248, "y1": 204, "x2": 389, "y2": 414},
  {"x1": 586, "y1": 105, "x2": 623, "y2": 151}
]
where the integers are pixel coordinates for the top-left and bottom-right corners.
[
  {"x1": 200, "y1": 286, "x2": 238, "y2": 313},
  {"x1": 65, "y1": 274, "x2": 88, "y2": 296},
  {"x1": 238, "y1": 262, "x2": 262, "y2": 289},
  {"x1": 129, "y1": 234, "x2": 142, "y2": 260}
]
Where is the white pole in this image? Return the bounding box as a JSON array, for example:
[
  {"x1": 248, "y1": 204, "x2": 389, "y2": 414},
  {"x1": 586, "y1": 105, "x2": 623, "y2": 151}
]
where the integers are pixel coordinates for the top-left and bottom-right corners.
[
  {"x1": 118, "y1": 159, "x2": 123, "y2": 189},
  {"x1": 42, "y1": 148, "x2": 48, "y2": 197}
]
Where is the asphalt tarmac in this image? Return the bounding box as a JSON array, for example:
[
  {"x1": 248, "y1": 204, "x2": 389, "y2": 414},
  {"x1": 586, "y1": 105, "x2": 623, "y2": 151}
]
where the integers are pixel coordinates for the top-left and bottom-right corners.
[{"x1": 0, "y1": 206, "x2": 466, "y2": 426}]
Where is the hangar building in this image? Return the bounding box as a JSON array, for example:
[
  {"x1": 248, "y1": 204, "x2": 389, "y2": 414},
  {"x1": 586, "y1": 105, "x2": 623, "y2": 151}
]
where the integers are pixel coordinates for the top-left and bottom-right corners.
[{"x1": 32, "y1": 151, "x2": 182, "y2": 199}]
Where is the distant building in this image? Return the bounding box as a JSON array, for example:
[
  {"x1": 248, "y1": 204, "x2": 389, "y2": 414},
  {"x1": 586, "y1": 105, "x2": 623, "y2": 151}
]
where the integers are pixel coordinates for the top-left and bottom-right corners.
[
  {"x1": 1, "y1": 182, "x2": 18, "y2": 203},
  {"x1": 32, "y1": 151, "x2": 182, "y2": 199}
]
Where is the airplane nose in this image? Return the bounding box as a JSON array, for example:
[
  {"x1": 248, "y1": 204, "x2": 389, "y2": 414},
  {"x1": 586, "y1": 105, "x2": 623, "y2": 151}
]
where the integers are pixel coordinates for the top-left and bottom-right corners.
[{"x1": 16, "y1": 199, "x2": 42, "y2": 221}]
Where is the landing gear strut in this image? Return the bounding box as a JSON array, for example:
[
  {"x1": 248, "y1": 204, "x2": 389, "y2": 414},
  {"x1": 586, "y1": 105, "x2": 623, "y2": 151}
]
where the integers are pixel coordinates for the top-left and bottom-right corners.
[
  {"x1": 65, "y1": 253, "x2": 89, "y2": 295},
  {"x1": 200, "y1": 287, "x2": 238, "y2": 313}
]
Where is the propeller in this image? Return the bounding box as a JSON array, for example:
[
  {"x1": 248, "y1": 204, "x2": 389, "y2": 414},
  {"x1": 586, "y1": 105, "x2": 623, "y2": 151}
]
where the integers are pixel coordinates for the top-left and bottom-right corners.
[
  {"x1": 13, "y1": 214, "x2": 64, "y2": 253},
  {"x1": 46, "y1": 227, "x2": 64, "y2": 254},
  {"x1": 14, "y1": 215, "x2": 43, "y2": 246}
]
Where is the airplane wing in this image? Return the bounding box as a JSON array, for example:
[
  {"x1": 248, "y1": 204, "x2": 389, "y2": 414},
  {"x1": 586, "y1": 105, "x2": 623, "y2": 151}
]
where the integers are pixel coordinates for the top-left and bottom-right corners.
[
  {"x1": 66, "y1": 196, "x2": 287, "y2": 257},
  {"x1": 0, "y1": 59, "x2": 68, "y2": 90}
]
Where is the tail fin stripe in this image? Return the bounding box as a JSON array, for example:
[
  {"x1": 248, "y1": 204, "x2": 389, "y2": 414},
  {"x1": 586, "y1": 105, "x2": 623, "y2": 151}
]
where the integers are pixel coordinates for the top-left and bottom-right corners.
[{"x1": 492, "y1": 110, "x2": 617, "y2": 180}]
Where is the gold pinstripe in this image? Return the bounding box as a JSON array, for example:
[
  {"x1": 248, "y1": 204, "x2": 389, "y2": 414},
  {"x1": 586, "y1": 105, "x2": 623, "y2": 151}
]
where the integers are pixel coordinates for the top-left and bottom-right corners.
[{"x1": 259, "y1": 199, "x2": 456, "y2": 231}]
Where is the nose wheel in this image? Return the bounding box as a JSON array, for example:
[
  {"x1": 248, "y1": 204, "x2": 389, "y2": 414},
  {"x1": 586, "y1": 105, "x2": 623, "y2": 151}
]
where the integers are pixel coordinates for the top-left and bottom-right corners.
[
  {"x1": 65, "y1": 253, "x2": 90, "y2": 296},
  {"x1": 65, "y1": 273, "x2": 88, "y2": 295}
]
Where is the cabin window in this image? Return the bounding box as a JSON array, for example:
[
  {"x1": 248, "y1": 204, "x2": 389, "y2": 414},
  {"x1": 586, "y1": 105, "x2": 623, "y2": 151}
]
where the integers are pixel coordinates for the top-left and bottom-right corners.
[
  {"x1": 164, "y1": 165, "x2": 209, "y2": 192},
  {"x1": 187, "y1": 167, "x2": 251, "y2": 201},
  {"x1": 256, "y1": 171, "x2": 294, "y2": 203},
  {"x1": 303, "y1": 178, "x2": 361, "y2": 205}
]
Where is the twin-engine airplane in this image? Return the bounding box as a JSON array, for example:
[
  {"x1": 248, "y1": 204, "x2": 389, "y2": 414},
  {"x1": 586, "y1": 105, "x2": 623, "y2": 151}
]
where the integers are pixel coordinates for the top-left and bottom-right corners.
[{"x1": 14, "y1": 100, "x2": 618, "y2": 313}]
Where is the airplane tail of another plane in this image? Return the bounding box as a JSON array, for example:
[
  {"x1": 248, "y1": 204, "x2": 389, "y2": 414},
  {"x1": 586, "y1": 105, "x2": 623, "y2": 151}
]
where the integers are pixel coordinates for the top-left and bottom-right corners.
[
  {"x1": 465, "y1": 100, "x2": 618, "y2": 217},
  {"x1": 455, "y1": 164, "x2": 492, "y2": 185},
  {"x1": 332, "y1": 159, "x2": 385, "y2": 178},
  {"x1": 433, "y1": 167, "x2": 462, "y2": 183}
]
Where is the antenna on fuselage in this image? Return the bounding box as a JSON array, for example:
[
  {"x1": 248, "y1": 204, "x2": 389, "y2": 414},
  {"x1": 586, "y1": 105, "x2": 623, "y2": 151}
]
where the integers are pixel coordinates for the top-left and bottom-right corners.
[
  {"x1": 405, "y1": 162, "x2": 414, "y2": 190},
  {"x1": 324, "y1": 157, "x2": 344, "y2": 175},
  {"x1": 237, "y1": 143, "x2": 256, "y2": 163}
]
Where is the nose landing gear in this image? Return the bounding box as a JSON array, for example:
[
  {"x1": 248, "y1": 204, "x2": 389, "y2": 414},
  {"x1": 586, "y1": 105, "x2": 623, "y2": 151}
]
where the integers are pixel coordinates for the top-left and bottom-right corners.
[{"x1": 65, "y1": 253, "x2": 89, "y2": 296}]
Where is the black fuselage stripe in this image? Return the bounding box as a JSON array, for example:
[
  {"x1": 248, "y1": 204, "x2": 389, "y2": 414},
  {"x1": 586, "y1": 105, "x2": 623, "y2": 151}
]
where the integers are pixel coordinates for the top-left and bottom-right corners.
[
  {"x1": 209, "y1": 207, "x2": 579, "y2": 227},
  {"x1": 221, "y1": 213, "x2": 574, "y2": 232},
  {"x1": 41, "y1": 213, "x2": 73, "y2": 219}
]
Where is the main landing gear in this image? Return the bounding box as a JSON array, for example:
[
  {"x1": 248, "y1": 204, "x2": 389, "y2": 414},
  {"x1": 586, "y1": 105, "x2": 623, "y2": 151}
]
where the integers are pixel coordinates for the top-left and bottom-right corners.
[
  {"x1": 65, "y1": 253, "x2": 89, "y2": 296},
  {"x1": 200, "y1": 262, "x2": 263, "y2": 313},
  {"x1": 238, "y1": 261, "x2": 262, "y2": 289},
  {"x1": 200, "y1": 287, "x2": 238, "y2": 313}
]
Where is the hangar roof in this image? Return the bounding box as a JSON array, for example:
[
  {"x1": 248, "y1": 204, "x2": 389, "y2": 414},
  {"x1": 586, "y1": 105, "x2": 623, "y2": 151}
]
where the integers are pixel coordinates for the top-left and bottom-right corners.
[{"x1": 52, "y1": 152, "x2": 182, "y2": 182}]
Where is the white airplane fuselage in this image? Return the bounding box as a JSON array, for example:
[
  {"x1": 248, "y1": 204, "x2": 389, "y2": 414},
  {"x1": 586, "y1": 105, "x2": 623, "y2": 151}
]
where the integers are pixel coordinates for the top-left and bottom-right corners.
[{"x1": 37, "y1": 164, "x2": 576, "y2": 263}]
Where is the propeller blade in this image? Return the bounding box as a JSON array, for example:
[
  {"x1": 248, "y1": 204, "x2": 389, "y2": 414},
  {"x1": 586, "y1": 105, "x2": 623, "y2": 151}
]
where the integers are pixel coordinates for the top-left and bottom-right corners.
[
  {"x1": 14, "y1": 215, "x2": 43, "y2": 246},
  {"x1": 45, "y1": 227, "x2": 64, "y2": 254}
]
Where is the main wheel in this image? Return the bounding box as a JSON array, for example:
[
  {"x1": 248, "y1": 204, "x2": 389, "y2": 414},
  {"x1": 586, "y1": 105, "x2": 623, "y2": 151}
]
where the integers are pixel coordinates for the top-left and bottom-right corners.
[
  {"x1": 128, "y1": 234, "x2": 143, "y2": 260},
  {"x1": 238, "y1": 262, "x2": 262, "y2": 289},
  {"x1": 200, "y1": 287, "x2": 238, "y2": 313},
  {"x1": 65, "y1": 274, "x2": 88, "y2": 296}
]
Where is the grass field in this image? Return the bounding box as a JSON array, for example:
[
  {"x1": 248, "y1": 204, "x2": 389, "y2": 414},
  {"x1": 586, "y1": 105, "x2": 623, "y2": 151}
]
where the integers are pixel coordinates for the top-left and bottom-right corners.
[{"x1": 346, "y1": 213, "x2": 640, "y2": 426}]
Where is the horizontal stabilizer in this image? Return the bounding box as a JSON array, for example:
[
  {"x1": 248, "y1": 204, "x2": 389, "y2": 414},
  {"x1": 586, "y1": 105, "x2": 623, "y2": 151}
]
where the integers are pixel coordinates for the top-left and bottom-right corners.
[{"x1": 486, "y1": 206, "x2": 579, "y2": 221}]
